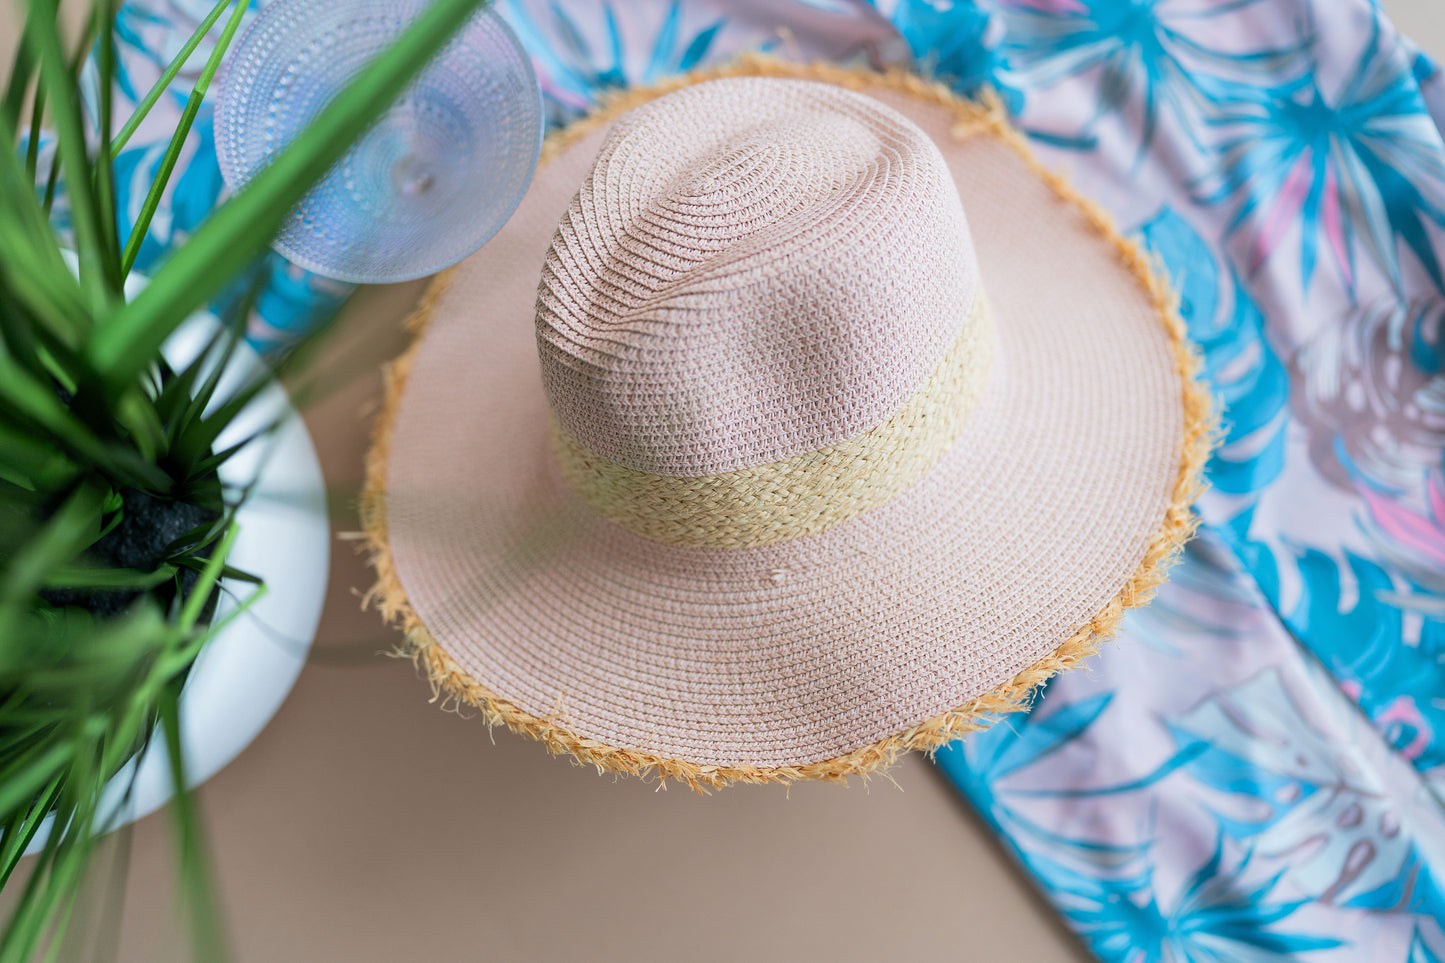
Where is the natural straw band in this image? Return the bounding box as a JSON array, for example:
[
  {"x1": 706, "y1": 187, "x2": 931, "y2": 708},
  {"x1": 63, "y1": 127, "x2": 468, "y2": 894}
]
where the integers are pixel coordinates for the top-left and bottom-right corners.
[{"x1": 550, "y1": 291, "x2": 995, "y2": 549}]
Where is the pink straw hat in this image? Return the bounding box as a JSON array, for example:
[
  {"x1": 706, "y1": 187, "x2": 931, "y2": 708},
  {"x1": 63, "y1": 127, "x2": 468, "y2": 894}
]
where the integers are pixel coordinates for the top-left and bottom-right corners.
[{"x1": 362, "y1": 60, "x2": 1214, "y2": 789}]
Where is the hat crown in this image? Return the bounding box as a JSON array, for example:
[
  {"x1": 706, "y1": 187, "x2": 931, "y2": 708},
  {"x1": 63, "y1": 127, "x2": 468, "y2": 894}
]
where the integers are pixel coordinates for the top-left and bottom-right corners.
[{"x1": 536, "y1": 78, "x2": 980, "y2": 477}]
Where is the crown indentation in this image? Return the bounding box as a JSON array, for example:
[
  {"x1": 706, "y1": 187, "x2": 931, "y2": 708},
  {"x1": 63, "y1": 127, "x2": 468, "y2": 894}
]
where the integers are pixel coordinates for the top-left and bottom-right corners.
[{"x1": 536, "y1": 77, "x2": 983, "y2": 478}]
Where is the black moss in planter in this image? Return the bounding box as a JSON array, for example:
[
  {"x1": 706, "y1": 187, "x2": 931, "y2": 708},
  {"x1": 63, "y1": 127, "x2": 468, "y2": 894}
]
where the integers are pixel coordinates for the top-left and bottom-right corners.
[{"x1": 40, "y1": 488, "x2": 222, "y2": 619}]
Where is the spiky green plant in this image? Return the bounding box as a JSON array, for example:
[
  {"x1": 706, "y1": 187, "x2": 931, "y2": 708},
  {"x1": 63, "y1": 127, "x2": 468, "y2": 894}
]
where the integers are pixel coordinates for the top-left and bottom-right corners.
[{"x1": 0, "y1": 0, "x2": 490, "y2": 957}]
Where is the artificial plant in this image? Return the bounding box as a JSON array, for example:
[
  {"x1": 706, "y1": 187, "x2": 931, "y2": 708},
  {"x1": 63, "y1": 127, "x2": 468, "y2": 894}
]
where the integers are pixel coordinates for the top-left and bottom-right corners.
[{"x1": 0, "y1": 0, "x2": 489, "y2": 958}]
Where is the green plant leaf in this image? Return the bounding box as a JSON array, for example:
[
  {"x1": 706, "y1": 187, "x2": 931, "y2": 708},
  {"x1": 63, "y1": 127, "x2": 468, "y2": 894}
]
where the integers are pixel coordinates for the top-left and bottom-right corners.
[
  {"x1": 40, "y1": 564, "x2": 176, "y2": 590},
  {"x1": 0, "y1": 740, "x2": 72, "y2": 826},
  {"x1": 0, "y1": 347, "x2": 170, "y2": 492},
  {"x1": 177, "y1": 521, "x2": 235, "y2": 632},
  {"x1": 93, "y1": 0, "x2": 122, "y2": 274},
  {"x1": 109, "y1": 385, "x2": 166, "y2": 463},
  {"x1": 0, "y1": 117, "x2": 90, "y2": 347},
  {"x1": 119, "y1": 0, "x2": 249, "y2": 277},
  {"x1": 167, "y1": 372, "x2": 273, "y2": 475},
  {"x1": 88, "y1": 0, "x2": 493, "y2": 386},
  {"x1": 0, "y1": 418, "x2": 79, "y2": 492},
  {"x1": 157, "y1": 685, "x2": 228, "y2": 963},
  {"x1": 154, "y1": 282, "x2": 255, "y2": 463},
  {"x1": 0, "y1": 289, "x2": 80, "y2": 395},
  {"x1": 0, "y1": 479, "x2": 106, "y2": 605},
  {"x1": 0, "y1": 604, "x2": 171, "y2": 963},
  {"x1": 22, "y1": 57, "x2": 44, "y2": 180},
  {"x1": 1, "y1": 12, "x2": 38, "y2": 131},
  {"x1": 27, "y1": 0, "x2": 118, "y2": 310},
  {"x1": 110, "y1": 0, "x2": 238, "y2": 154},
  {"x1": 215, "y1": 564, "x2": 260, "y2": 585},
  {"x1": 0, "y1": 777, "x2": 63, "y2": 889},
  {"x1": 2, "y1": 0, "x2": 498, "y2": 955}
]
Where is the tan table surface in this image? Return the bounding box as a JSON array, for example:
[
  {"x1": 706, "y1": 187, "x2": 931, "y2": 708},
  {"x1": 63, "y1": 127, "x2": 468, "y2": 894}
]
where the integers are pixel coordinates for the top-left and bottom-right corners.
[
  {"x1": 5, "y1": 4, "x2": 1443, "y2": 960},
  {"x1": 96, "y1": 277, "x2": 1089, "y2": 963}
]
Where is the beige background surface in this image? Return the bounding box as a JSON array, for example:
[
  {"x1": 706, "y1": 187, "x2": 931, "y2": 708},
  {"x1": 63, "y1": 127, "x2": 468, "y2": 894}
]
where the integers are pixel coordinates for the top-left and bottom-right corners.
[
  {"x1": 1390, "y1": 0, "x2": 1444, "y2": 52},
  {"x1": 2, "y1": 3, "x2": 1443, "y2": 961}
]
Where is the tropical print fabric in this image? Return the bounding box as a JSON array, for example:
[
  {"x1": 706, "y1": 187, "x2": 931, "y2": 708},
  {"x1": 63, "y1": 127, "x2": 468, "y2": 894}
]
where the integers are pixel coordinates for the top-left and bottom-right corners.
[
  {"x1": 495, "y1": 0, "x2": 903, "y2": 127},
  {"x1": 52, "y1": 1, "x2": 1445, "y2": 959},
  {"x1": 937, "y1": 531, "x2": 1445, "y2": 961},
  {"x1": 866, "y1": 0, "x2": 1445, "y2": 957}
]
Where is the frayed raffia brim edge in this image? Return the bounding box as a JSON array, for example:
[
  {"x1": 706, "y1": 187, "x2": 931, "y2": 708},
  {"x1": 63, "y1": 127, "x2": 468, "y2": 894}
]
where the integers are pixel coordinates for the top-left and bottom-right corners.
[{"x1": 358, "y1": 57, "x2": 1219, "y2": 792}]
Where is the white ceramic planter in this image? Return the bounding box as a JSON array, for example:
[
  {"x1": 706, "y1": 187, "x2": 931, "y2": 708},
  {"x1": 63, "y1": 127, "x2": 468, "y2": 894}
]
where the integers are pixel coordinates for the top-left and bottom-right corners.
[{"x1": 26, "y1": 284, "x2": 330, "y2": 855}]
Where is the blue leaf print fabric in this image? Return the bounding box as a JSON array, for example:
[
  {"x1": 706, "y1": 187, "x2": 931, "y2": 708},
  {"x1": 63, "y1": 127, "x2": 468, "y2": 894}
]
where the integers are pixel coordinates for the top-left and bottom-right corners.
[
  {"x1": 936, "y1": 534, "x2": 1445, "y2": 961},
  {"x1": 864, "y1": 0, "x2": 1445, "y2": 957},
  {"x1": 495, "y1": 0, "x2": 902, "y2": 125},
  {"x1": 62, "y1": 1, "x2": 1445, "y2": 959}
]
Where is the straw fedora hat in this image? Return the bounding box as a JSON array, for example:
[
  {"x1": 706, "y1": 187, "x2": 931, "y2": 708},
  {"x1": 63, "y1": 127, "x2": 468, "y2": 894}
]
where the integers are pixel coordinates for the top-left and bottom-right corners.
[{"x1": 362, "y1": 59, "x2": 1213, "y2": 789}]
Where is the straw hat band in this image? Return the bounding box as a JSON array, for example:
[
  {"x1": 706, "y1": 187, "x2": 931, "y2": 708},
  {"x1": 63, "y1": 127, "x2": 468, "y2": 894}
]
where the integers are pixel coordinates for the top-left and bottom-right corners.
[{"x1": 551, "y1": 290, "x2": 995, "y2": 549}]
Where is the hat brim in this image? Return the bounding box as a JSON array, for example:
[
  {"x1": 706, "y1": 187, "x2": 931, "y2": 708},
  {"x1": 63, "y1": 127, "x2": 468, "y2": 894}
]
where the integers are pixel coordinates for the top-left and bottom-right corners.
[{"x1": 362, "y1": 59, "x2": 1213, "y2": 789}]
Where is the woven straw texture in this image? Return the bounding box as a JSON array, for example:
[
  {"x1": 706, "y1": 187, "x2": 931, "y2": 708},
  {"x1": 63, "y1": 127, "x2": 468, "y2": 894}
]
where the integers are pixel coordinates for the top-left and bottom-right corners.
[
  {"x1": 362, "y1": 59, "x2": 1215, "y2": 790},
  {"x1": 538, "y1": 78, "x2": 977, "y2": 477},
  {"x1": 550, "y1": 289, "x2": 994, "y2": 549}
]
